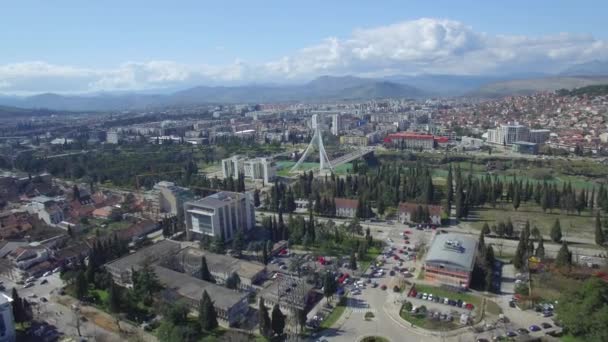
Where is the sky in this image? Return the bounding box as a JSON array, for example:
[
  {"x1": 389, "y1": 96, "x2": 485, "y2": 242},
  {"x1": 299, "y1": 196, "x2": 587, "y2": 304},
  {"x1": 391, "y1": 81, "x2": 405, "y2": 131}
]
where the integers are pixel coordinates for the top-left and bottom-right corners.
[{"x1": 2, "y1": 0, "x2": 608, "y2": 94}]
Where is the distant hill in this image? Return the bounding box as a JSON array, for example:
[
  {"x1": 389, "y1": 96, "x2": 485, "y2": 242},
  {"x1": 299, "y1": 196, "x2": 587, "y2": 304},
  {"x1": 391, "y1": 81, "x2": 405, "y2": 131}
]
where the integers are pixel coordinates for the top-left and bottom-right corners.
[
  {"x1": 557, "y1": 84, "x2": 608, "y2": 97},
  {"x1": 0, "y1": 105, "x2": 58, "y2": 118},
  {"x1": 560, "y1": 60, "x2": 608, "y2": 76},
  {"x1": 0, "y1": 76, "x2": 426, "y2": 111},
  {"x1": 468, "y1": 76, "x2": 608, "y2": 98}
]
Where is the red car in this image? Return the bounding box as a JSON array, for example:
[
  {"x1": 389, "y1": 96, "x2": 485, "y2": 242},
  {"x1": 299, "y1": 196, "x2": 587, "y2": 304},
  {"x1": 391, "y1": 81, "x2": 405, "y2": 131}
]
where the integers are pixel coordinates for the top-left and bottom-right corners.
[
  {"x1": 404, "y1": 230, "x2": 412, "y2": 235},
  {"x1": 398, "y1": 249, "x2": 404, "y2": 254},
  {"x1": 393, "y1": 256, "x2": 400, "y2": 261},
  {"x1": 465, "y1": 303, "x2": 474, "y2": 310},
  {"x1": 380, "y1": 284, "x2": 387, "y2": 290},
  {"x1": 404, "y1": 240, "x2": 410, "y2": 244}
]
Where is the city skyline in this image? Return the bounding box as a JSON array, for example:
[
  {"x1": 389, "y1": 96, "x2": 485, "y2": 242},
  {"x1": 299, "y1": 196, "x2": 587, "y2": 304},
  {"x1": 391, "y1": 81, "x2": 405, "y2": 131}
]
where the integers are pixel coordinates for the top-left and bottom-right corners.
[{"x1": 2, "y1": 0, "x2": 608, "y2": 94}]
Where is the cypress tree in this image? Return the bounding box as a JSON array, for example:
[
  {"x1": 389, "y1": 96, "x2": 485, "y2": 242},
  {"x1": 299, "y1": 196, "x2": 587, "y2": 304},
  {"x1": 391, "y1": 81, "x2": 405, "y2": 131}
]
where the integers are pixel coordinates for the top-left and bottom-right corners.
[
  {"x1": 550, "y1": 219, "x2": 562, "y2": 243},
  {"x1": 271, "y1": 304, "x2": 286, "y2": 337},
  {"x1": 513, "y1": 184, "x2": 521, "y2": 210},
  {"x1": 108, "y1": 281, "x2": 120, "y2": 313},
  {"x1": 535, "y1": 238, "x2": 545, "y2": 259},
  {"x1": 259, "y1": 298, "x2": 271, "y2": 337},
  {"x1": 595, "y1": 211, "x2": 605, "y2": 246},
  {"x1": 200, "y1": 256, "x2": 216, "y2": 283},
  {"x1": 555, "y1": 241, "x2": 572, "y2": 267},
  {"x1": 199, "y1": 290, "x2": 218, "y2": 331}
]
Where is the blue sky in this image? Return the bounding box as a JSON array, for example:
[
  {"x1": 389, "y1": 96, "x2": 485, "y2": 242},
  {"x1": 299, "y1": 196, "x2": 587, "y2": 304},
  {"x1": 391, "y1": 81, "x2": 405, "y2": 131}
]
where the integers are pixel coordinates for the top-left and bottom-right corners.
[{"x1": 2, "y1": 0, "x2": 608, "y2": 93}]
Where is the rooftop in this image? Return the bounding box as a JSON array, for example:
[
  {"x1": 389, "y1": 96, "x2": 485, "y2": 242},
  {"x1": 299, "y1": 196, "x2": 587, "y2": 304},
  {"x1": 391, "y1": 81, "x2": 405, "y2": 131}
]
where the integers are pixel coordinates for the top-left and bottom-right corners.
[
  {"x1": 178, "y1": 247, "x2": 265, "y2": 280},
  {"x1": 104, "y1": 240, "x2": 181, "y2": 273},
  {"x1": 153, "y1": 265, "x2": 248, "y2": 310},
  {"x1": 425, "y1": 233, "x2": 477, "y2": 272},
  {"x1": 186, "y1": 191, "x2": 245, "y2": 210},
  {"x1": 334, "y1": 198, "x2": 358, "y2": 209}
]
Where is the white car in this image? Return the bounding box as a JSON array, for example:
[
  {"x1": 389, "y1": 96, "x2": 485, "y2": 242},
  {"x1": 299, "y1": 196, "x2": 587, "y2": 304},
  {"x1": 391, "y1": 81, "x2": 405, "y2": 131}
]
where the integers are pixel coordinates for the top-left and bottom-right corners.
[
  {"x1": 43, "y1": 271, "x2": 52, "y2": 277},
  {"x1": 422, "y1": 293, "x2": 428, "y2": 300},
  {"x1": 428, "y1": 294, "x2": 434, "y2": 301}
]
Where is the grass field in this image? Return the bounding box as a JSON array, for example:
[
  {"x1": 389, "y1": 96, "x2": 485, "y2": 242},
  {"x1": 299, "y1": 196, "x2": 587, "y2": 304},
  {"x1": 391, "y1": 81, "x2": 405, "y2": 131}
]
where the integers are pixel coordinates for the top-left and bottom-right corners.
[
  {"x1": 468, "y1": 203, "x2": 599, "y2": 239},
  {"x1": 320, "y1": 297, "x2": 347, "y2": 329}
]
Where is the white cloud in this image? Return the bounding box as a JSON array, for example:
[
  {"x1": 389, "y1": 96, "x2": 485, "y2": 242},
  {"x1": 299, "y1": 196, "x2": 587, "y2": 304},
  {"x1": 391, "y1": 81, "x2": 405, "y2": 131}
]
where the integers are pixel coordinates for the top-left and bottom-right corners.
[{"x1": 1, "y1": 18, "x2": 608, "y2": 94}]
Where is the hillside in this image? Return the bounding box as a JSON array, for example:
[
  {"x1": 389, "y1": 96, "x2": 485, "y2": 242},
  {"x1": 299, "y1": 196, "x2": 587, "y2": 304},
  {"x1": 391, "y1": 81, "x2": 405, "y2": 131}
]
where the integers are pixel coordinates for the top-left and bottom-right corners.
[
  {"x1": 557, "y1": 84, "x2": 608, "y2": 97},
  {"x1": 0, "y1": 76, "x2": 426, "y2": 111},
  {"x1": 468, "y1": 76, "x2": 608, "y2": 98}
]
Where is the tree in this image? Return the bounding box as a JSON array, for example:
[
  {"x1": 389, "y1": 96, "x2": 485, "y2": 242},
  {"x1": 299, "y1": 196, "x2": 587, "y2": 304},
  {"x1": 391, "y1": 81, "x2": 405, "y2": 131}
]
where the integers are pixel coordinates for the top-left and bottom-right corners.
[
  {"x1": 262, "y1": 242, "x2": 269, "y2": 265},
  {"x1": 323, "y1": 271, "x2": 337, "y2": 303},
  {"x1": 11, "y1": 288, "x2": 25, "y2": 323},
  {"x1": 595, "y1": 212, "x2": 605, "y2": 246},
  {"x1": 225, "y1": 272, "x2": 241, "y2": 290},
  {"x1": 271, "y1": 304, "x2": 286, "y2": 337},
  {"x1": 199, "y1": 290, "x2": 219, "y2": 331},
  {"x1": 132, "y1": 263, "x2": 162, "y2": 305},
  {"x1": 481, "y1": 222, "x2": 490, "y2": 236},
  {"x1": 200, "y1": 256, "x2": 215, "y2": 283},
  {"x1": 253, "y1": 189, "x2": 261, "y2": 207},
  {"x1": 259, "y1": 298, "x2": 272, "y2": 337},
  {"x1": 75, "y1": 271, "x2": 88, "y2": 300},
  {"x1": 72, "y1": 184, "x2": 81, "y2": 200},
  {"x1": 349, "y1": 251, "x2": 358, "y2": 270},
  {"x1": 232, "y1": 229, "x2": 245, "y2": 257},
  {"x1": 555, "y1": 241, "x2": 572, "y2": 267},
  {"x1": 211, "y1": 235, "x2": 225, "y2": 254},
  {"x1": 67, "y1": 226, "x2": 74, "y2": 238},
  {"x1": 513, "y1": 184, "x2": 521, "y2": 210},
  {"x1": 535, "y1": 238, "x2": 545, "y2": 259},
  {"x1": 550, "y1": 219, "x2": 562, "y2": 243},
  {"x1": 556, "y1": 278, "x2": 608, "y2": 342},
  {"x1": 108, "y1": 281, "x2": 120, "y2": 313}
]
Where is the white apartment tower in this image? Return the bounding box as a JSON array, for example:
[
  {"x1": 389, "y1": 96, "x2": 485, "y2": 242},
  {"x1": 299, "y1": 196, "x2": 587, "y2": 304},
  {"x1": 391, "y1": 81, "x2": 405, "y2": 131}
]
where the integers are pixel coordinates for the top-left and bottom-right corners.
[{"x1": 331, "y1": 114, "x2": 342, "y2": 136}]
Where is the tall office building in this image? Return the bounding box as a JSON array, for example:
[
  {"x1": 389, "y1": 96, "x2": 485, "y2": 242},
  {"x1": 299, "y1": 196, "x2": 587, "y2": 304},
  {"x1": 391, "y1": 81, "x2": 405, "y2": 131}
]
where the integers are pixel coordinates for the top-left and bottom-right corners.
[
  {"x1": 331, "y1": 114, "x2": 341, "y2": 136},
  {"x1": 184, "y1": 191, "x2": 255, "y2": 241},
  {"x1": 311, "y1": 114, "x2": 319, "y2": 130}
]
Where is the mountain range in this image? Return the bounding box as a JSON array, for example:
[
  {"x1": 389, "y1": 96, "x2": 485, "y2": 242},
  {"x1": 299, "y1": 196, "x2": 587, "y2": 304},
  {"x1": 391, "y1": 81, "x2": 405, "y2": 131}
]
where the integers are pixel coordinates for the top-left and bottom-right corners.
[{"x1": 1, "y1": 60, "x2": 608, "y2": 111}]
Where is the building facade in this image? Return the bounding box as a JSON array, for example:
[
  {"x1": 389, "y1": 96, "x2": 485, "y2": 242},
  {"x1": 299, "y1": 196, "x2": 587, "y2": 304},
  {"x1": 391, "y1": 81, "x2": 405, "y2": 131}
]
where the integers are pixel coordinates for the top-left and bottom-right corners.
[
  {"x1": 334, "y1": 198, "x2": 358, "y2": 218},
  {"x1": 184, "y1": 192, "x2": 255, "y2": 241},
  {"x1": 398, "y1": 202, "x2": 443, "y2": 225},
  {"x1": 331, "y1": 114, "x2": 342, "y2": 136},
  {"x1": 222, "y1": 155, "x2": 246, "y2": 179},
  {"x1": 486, "y1": 123, "x2": 530, "y2": 145},
  {"x1": 383, "y1": 132, "x2": 436, "y2": 150},
  {"x1": 243, "y1": 158, "x2": 276, "y2": 184}
]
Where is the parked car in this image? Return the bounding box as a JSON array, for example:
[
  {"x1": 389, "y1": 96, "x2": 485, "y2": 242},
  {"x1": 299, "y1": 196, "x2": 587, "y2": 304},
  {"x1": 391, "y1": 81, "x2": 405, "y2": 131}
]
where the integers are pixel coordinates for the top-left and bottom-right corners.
[
  {"x1": 380, "y1": 284, "x2": 387, "y2": 290},
  {"x1": 517, "y1": 328, "x2": 529, "y2": 334},
  {"x1": 506, "y1": 331, "x2": 517, "y2": 337},
  {"x1": 529, "y1": 325, "x2": 541, "y2": 332},
  {"x1": 23, "y1": 282, "x2": 34, "y2": 289},
  {"x1": 541, "y1": 322, "x2": 552, "y2": 329}
]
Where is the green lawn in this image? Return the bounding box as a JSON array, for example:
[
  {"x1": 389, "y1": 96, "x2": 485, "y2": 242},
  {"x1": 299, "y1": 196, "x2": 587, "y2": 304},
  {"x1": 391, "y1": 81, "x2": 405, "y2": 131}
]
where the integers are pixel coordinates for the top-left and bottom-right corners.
[
  {"x1": 469, "y1": 203, "x2": 600, "y2": 239},
  {"x1": 320, "y1": 297, "x2": 347, "y2": 329}
]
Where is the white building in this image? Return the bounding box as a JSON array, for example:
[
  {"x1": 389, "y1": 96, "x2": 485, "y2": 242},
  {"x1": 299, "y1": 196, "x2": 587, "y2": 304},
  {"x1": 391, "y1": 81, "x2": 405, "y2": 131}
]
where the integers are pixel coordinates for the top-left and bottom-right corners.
[
  {"x1": 184, "y1": 191, "x2": 255, "y2": 241},
  {"x1": 146, "y1": 181, "x2": 194, "y2": 219},
  {"x1": 486, "y1": 123, "x2": 530, "y2": 145},
  {"x1": 331, "y1": 114, "x2": 342, "y2": 136},
  {"x1": 106, "y1": 130, "x2": 121, "y2": 144},
  {"x1": 26, "y1": 196, "x2": 65, "y2": 226},
  {"x1": 0, "y1": 294, "x2": 15, "y2": 342},
  {"x1": 243, "y1": 158, "x2": 276, "y2": 184},
  {"x1": 222, "y1": 155, "x2": 246, "y2": 179}
]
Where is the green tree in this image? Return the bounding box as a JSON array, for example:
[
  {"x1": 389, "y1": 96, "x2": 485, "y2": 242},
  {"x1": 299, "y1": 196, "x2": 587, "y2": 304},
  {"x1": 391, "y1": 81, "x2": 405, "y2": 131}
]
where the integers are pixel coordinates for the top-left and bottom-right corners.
[
  {"x1": 211, "y1": 235, "x2": 226, "y2": 254},
  {"x1": 200, "y1": 256, "x2": 215, "y2": 283},
  {"x1": 595, "y1": 212, "x2": 605, "y2": 246},
  {"x1": 107, "y1": 281, "x2": 120, "y2": 313},
  {"x1": 253, "y1": 189, "x2": 261, "y2": 207},
  {"x1": 556, "y1": 278, "x2": 608, "y2": 342},
  {"x1": 513, "y1": 185, "x2": 521, "y2": 210},
  {"x1": 481, "y1": 222, "x2": 490, "y2": 236},
  {"x1": 349, "y1": 250, "x2": 358, "y2": 270},
  {"x1": 535, "y1": 238, "x2": 545, "y2": 259},
  {"x1": 132, "y1": 263, "x2": 162, "y2": 305},
  {"x1": 258, "y1": 298, "x2": 271, "y2": 338},
  {"x1": 232, "y1": 229, "x2": 245, "y2": 257},
  {"x1": 555, "y1": 241, "x2": 572, "y2": 267},
  {"x1": 11, "y1": 288, "x2": 25, "y2": 323},
  {"x1": 199, "y1": 290, "x2": 219, "y2": 331},
  {"x1": 75, "y1": 271, "x2": 88, "y2": 300},
  {"x1": 551, "y1": 219, "x2": 562, "y2": 243},
  {"x1": 271, "y1": 304, "x2": 286, "y2": 337},
  {"x1": 323, "y1": 271, "x2": 337, "y2": 303},
  {"x1": 225, "y1": 272, "x2": 241, "y2": 290}
]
